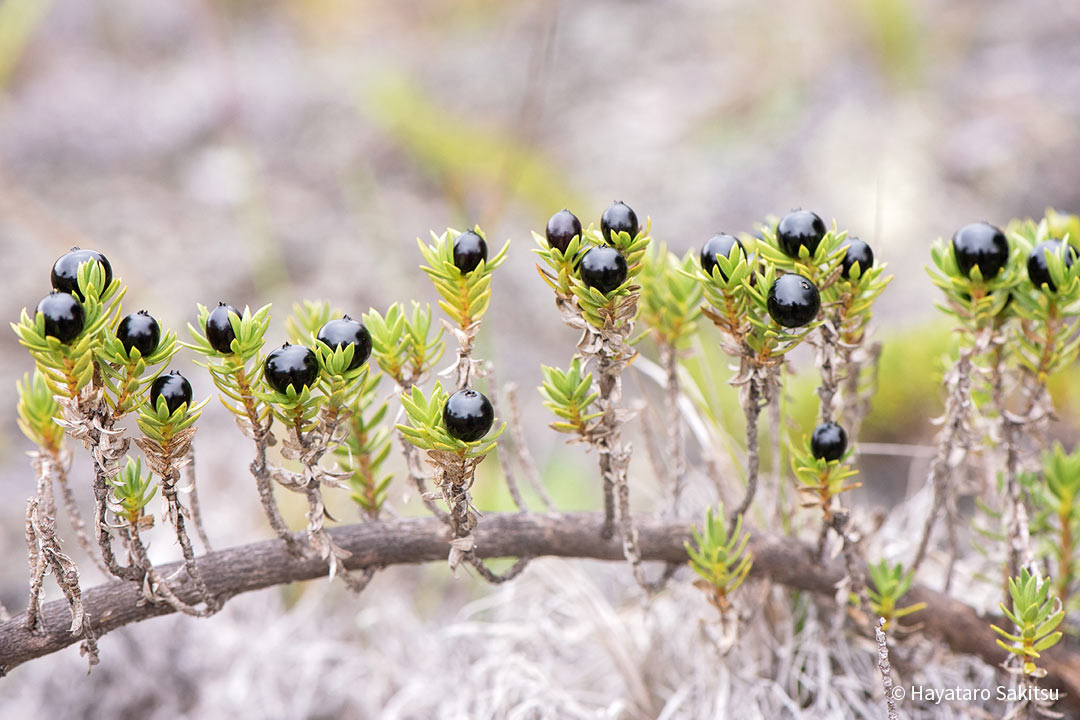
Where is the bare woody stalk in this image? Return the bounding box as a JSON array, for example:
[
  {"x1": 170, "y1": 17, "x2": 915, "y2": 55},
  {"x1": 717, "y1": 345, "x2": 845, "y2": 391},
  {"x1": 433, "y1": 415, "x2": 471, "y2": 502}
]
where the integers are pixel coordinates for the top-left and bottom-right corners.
[
  {"x1": 182, "y1": 445, "x2": 212, "y2": 552},
  {"x1": 875, "y1": 618, "x2": 901, "y2": 720},
  {"x1": 911, "y1": 341, "x2": 979, "y2": 576},
  {"x1": 135, "y1": 403, "x2": 219, "y2": 612},
  {"x1": 53, "y1": 460, "x2": 106, "y2": 575},
  {"x1": 505, "y1": 383, "x2": 554, "y2": 510},
  {"x1": 10, "y1": 510, "x2": 1080, "y2": 716},
  {"x1": 24, "y1": 452, "x2": 97, "y2": 664}
]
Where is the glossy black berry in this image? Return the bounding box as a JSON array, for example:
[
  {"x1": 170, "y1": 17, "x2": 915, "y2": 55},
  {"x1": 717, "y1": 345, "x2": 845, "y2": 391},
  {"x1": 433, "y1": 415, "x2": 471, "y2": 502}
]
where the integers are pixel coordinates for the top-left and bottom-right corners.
[
  {"x1": 700, "y1": 233, "x2": 745, "y2": 280},
  {"x1": 766, "y1": 273, "x2": 820, "y2": 328},
  {"x1": 776, "y1": 210, "x2": 826, "y2": 258},
  {"x1": 1027, "y1": 239, "x2": 1076, "y2": 292},
  {"x1": 453, "y1": 230, "x2": 488, "y2": 274},
  {"x1": 545, "y1": 209, "x2": 582, "y2": 253},
  {"x1": 579, "y1": 246, "x2": 628, "y2": 294},
  {"x1": 117, "y1": 310, "x2": 161, "y2": 358},
  {"x1": 37, "y1": 291, "x2": 84, "y2": 344},
  {"x1": 150, "y1": 371, "x2": 192, "y2": 415},
  {"x1": 443, "y1": 389, "x2": 494, "y2": 442},
  {"x1": 601, "y1": 201, "x2": 638, "y2": 244},
  {"x1": 811, "y1": 421, "x2": 847, "y2": 462},
  {"x1": 264, "y1": 343, "x2": 319, "y2": 394},
  {"x1": 952, "y1": 222, "x2": 1009, "y2": 280},
  {"x1": 51, "y1": 247, "x2": 112, "y2": 300},
  {"x1": 841, "y1": 238, "x2": 874, "y2": 279},
  {"x1": 316, "y1": 315, "x2": 372, "y2": 371},
  {"x1": 205, "y1": 303, "x2": 240, "y2": 354}
]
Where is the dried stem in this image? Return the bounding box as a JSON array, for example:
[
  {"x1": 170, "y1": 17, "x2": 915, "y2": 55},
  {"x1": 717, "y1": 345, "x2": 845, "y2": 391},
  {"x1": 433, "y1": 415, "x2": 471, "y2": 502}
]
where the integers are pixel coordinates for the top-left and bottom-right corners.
[
  {"x1": 118, "y1": 524, "x2": 211, "y2": 618},
  {"x1": 236, "y1": 367, "x2": 302, "y2": 555},
  {"x1": 816, "y1": 322, "x2": 839, "y2": 424},
  {"x1": 25, "y1": 499, "x2": 45, "y2": 633},
  {"x1": 11, "y1": 510, "x2": 1080, "y2": 714},
  {"x1": 161, "y1": 473, "x2": 219, "y2": 613},
  {"x1": 729, "y1": 375, "x2": 762, "y2": 533},
  {"x1": 911, "y1": 342, "x2": 977, "y2": 577},
  {"x1": 989, "y1": 332, "x2": 1041, "y2": 581},
  {"x1": 505, "y1": 383, "x2": 554, "y2": 510},
  {"x1": 182, "y1": 445, "x2": 212, "y2": 552},
  {"x1": 660, "y1": 342, "x2": 687, "y2": 514},
  {"x1": 283, "y1": 408, "x2": 369, "y2": 590},
  {"x1": 484, "y1": 368, "x2": 527, "y2": 513},
  {"x1": 399, "y1": 432, "x2": 448, "y2": 521},
  {"x1": 23, "y1": 456, "x2": 98, "y2": 667},
  {"x1": 47, "y1": 451, "x2": 106, "y2": 575},
  {"x1": 875, "y1": 617, "x2": 901, "y2": 720}
]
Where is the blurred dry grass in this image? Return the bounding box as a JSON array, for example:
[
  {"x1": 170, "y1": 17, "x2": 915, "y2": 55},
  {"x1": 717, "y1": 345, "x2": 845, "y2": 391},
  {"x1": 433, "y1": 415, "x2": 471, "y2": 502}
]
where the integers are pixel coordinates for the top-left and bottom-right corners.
[{"x1": 2, "y1": 0, "x2": 1080, "y2": 716}]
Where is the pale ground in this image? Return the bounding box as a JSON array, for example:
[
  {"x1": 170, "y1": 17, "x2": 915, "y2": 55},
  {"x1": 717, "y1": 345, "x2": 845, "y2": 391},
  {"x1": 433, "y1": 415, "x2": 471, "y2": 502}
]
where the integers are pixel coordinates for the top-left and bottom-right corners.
[{"x1": 2, "y1": 1, "x2": 1080, "y2": 717}]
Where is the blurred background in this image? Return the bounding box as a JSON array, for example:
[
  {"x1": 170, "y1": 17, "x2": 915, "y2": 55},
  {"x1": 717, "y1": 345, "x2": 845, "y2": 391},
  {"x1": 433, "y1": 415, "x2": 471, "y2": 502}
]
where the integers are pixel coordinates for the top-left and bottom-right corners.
[{"x1": 2, "y1": 0, "x2": 1080, "y2": 717}]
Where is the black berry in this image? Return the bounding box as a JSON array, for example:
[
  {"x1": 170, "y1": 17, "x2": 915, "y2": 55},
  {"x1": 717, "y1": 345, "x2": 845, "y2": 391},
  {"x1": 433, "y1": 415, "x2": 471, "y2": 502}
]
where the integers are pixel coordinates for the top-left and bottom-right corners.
[
  {"x1": 841, "y1": 238, "x2": 874, "y2": 279},
  {"x1": 811, "y1": 421, "x2": 847, "y2": 462},
  {"x1": 316, "y1": 315, "x2": 372, "y2": 371},
  {"x1": 150, "y1": 371, "x2": 193, "y2": 415},
  {"x1": 601, "y1": 201, "x2": 638, "y2": 244},
  {"x1": 952, "y1": 222, "x2": 1009, "y2": 280},
  {"x1": 453, "y1": 230, "x2": 488, "y2": 274},
  {"x1": 767, "y1": 273, "x2": 820, "y2": 327},
  {"x1": 264, "y1": 343, "x2": 319, "y2": 394},
  {"x1": 37, "y1": 291, "x2": 85, "y2": 344},
  {"x1": 545, "y1": 209, "x2": 582, "y2": 253},
  {"x1": 443, "y1": 389, "x2": 494, "y2": 442},
  {"x1": 117, "y1": 310, "x2": 161, "y2": 358},
  {"x1": 777, "y1": 210, "x2": 827, "y2": 259},
  {"x1": 1027, "y1": 239, "x2": 1076, "y2": 292},
  {"x1": 700, "y1": 233, "x2": 745, "y2": 280},
  {"x1": 579, "y1": 246, "x2": 628, "y2": 294},
  {"x1": 205, "y1": 303, "x2": 240, "y2": 354},
  {"x1": 51, "y1": 247, "x2": 113, "y2": 300}
]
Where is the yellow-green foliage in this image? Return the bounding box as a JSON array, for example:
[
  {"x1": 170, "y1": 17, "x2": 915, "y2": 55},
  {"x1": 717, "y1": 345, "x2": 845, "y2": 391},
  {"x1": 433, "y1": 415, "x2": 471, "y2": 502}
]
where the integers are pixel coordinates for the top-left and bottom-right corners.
[{"x1": 361, "y1": 77, "x2": 581, "y2": 215}]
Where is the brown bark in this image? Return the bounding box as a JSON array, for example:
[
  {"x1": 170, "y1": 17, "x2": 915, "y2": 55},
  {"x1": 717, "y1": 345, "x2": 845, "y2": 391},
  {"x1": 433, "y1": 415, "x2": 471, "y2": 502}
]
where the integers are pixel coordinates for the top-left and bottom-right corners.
[{"x1": 3, "y1": 512, "x2": 1080, "y2": 713}]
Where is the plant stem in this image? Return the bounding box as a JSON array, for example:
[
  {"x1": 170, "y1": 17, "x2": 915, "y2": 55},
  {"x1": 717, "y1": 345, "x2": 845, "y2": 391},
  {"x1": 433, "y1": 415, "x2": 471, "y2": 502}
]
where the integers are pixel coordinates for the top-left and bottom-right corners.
[
  {"x1": 161, "y1": 469, "x2": 219, "y2": 613},
  {"x1": 730, "y1": 376, "x2": 762, "y2": 533},
  {"x1": 912, "y1": 343, "x2": 975, "y2": 578},
  {"x1": 119, "y1": 523, "x2": 210, "y2": 618},
  {"x1": 53, "y1": 452, "x2": 107, "y2": 575},
  {"x1": 660, "y1": 342, "x2": 686, "y2": 514},
  {"x1": 875, "y1": 618, "x2": 900, "y2": 720},
  {"x1": 505, "y1": 383, "x2": 553, "y2": 510},
  {"x1": 236, "y1": 367, "x2": 301, "y2": 555},
  {"x1": 183, "y1": 445, "x2": 212, "y2": 552}
]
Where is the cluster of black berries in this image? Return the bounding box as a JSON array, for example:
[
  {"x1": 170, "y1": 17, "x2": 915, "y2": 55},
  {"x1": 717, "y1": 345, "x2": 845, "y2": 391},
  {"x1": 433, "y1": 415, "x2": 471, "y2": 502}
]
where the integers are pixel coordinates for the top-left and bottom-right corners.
[
  {"x1": 206, "y1": 303, "x2": 371, "y2": 392},
  {"x1": 544, "y1": 201, "x2": 638, "y2": 294},
  {"x1": 36, "y1": 248, "x2": 193, "y2": 414},
  {"x1": 37, "y1": 248, "x2": 110, "y2": 344},
  {"x1": 951, "y1": 221, "x2": 1076, "y2": 291},
  {"x1": 699, "y1": 210, "x2": 877, "y2": 329}
]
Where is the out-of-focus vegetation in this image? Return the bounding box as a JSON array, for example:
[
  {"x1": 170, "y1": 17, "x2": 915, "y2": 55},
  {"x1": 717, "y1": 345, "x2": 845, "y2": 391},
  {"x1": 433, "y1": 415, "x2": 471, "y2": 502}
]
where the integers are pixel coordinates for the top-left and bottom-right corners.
[
  {"x1": 0, "y1": 0, "x2": 50, "y2": 90},
  {"x1": 360, "y1": 77, "x2": 583, "y2": 222}
]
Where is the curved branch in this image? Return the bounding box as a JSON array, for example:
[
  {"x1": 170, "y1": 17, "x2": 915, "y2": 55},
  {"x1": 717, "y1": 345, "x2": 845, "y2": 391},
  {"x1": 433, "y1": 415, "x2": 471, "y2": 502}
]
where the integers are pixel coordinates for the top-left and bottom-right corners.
[{"x1": 2, "y1": 511, "x2": 1080, "y2": 713}]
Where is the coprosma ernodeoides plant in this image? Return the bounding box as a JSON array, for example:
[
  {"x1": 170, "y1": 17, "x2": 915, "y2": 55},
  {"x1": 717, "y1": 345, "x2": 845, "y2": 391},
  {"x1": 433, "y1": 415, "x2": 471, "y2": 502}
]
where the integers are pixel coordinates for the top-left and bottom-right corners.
[{"x1": 10, "y1": 204, "x2": 1080, "y2": 715}]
